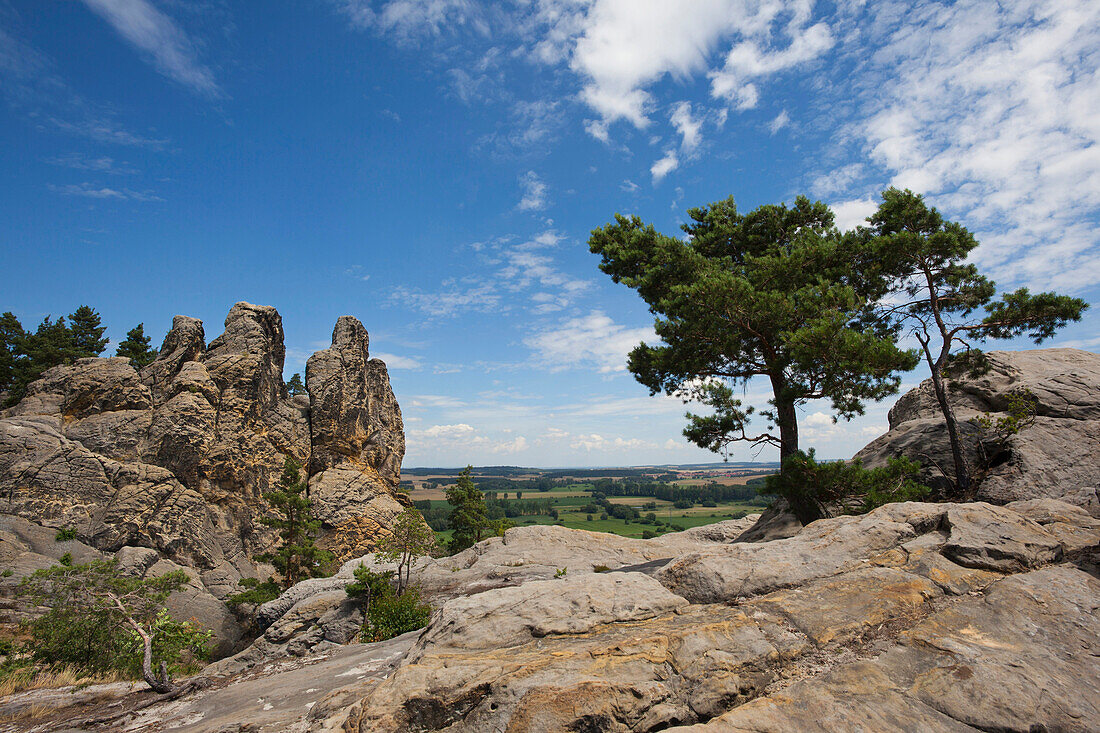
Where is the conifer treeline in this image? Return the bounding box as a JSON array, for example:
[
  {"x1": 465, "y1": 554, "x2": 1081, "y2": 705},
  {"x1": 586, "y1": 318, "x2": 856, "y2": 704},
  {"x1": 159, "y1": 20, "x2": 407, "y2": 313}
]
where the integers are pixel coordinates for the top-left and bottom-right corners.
[{"x1": 0, "y1": 306, "x2": 157, "y2": 405}]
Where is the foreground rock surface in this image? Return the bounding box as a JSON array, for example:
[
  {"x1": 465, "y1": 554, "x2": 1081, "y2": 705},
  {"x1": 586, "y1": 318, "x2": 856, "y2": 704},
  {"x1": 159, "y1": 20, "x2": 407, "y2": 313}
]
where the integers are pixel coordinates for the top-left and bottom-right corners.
[
  {"x1": 16, "y1": 497, "x2": 1091, "y2": 732},
  {"x1": 0, "y1": 303, "x2": 405, "y2": 654}
]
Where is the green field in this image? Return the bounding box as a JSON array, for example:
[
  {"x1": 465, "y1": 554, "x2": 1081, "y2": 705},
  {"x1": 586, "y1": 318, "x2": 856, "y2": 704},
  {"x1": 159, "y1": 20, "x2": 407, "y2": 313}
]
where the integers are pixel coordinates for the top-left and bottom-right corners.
[{"x1": 412, "y1": 483, "x2": 765, "y2": 543}]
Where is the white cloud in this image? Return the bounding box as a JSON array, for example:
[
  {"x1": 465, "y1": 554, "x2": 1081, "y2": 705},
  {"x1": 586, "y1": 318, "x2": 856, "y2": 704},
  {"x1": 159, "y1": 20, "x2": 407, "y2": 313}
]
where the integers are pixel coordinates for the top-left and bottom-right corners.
[
  {"x1": 709, "y1": 18, "x2": 833, "y2": 109},
  {"x1": 390, "y1": 281, "x2": 502, "y2": 317},
  {"x1": 81, "y1": 0, "x2": 220, "y2": 97},
  {"x1": 620, "y1": 179, "x2": 640, "y2": 193},
  {"x1": 372, "y1": 352, "x2": 423, "y2": 370},
  {"x1": 569, "y1": 433, "x2": 657, "y2": 452},
  {"x1": 669, "y1": 101, "x2": 702, "y2": 152},
  {"x1": 517, "y1": 170, "x2": 548, "y2": 211},
  {"x1": 650, "y1": 150, "x2": 679, "y2": 183},
  {"x1": 45, "y1": 154, "x2": 137, "y2": 174},
  {"x1": 830, "y1": 197, "x2": 876, "y2": 230},
  {"x1": 844, "y1": 0, "x2": 1100, "y2": 291},
  {"x1": 336, "y1": 0, "x2": 478, "y2": 42},
  {"x1": 525, "y1": 311, "x2": 655, "y2": 373},
  {"x1": 767, "y1": 109, "x2": 789, "y2": 134}
]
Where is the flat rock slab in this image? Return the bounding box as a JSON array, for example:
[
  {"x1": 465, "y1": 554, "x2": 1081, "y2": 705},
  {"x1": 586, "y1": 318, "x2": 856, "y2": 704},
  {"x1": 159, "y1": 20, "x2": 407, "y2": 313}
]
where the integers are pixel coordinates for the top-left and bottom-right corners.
[{"x1": 667, "y1": 566, "x2": 1100, "y2": 733}]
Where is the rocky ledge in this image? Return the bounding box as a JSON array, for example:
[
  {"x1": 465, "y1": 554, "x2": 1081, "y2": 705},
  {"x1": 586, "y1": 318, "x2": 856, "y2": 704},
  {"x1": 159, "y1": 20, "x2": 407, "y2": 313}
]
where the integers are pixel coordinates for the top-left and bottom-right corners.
[{"x1": 10, "y1": 493, "x2": 1097, "y2": 732}]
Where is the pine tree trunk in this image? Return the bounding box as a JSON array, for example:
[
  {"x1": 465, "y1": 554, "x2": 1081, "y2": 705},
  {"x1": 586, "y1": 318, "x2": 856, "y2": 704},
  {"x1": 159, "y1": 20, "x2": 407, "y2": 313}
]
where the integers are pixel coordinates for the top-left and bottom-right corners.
[{"x1": 927, "y1": 361, "x2": 970, "y2": 496}]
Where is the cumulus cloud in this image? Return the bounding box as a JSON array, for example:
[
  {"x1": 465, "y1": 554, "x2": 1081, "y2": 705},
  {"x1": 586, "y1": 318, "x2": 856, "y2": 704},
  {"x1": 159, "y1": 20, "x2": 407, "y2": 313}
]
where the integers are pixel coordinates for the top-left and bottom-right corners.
[
  {"x1": 830, "y1": 197, "x2": 876, "y2": 231},
  {"x1": 650, "y1": 150, "x2": 679, "y2": 183},
  {"x1": 524, "y1": 311, "x2": 655, "y2": 373},
  {"x1": 709, "y1": 18, "x2": 833, "y2": 109},
  {"x1": 669, "y1": 101, "x2": 703, "y2": 152},
  {"x1": 81, "y1": 0, "x2": 220, "y2": 97}
]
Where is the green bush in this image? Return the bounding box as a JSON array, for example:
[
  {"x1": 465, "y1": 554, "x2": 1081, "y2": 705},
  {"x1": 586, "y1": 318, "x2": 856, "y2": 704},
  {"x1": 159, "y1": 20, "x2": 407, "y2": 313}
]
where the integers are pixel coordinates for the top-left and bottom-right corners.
[
  {"x1": 54, "y1": 527, "x2": 76, "y2": 542},
  {"x1": 765, "y1": 449, "x2": 928, "y2": 520},
  {"x1": 641, "y1": 530, "x2": 656, "y2": 539},
  {"x1": 361, "y1": 587, "x2": 432, "y2": 642},
  {"x1": 227, "y1": 577, "x2": 281, "y2": 608},
  {"x1": 17, "y1": 560, "x2": 212, "y2": 681}
]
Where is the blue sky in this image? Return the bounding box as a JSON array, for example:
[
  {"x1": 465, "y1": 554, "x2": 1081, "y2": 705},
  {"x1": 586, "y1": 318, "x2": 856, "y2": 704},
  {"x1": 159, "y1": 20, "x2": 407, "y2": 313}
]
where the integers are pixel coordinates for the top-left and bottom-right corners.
[{"x1": 2, "y1": 0, "x2": 1097, "y2": 467}]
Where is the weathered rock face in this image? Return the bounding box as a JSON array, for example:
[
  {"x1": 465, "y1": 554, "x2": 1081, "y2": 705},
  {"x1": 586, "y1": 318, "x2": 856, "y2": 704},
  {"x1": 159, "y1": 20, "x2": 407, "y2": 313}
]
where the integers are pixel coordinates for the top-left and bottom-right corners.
[
  {"x1": 306, "y1": 316, "x2": 407, "y2": 559},
  {"x1": 0, "y1": 303, "x2": 405, "y2": 654},
  {"x1": 856, "y1": 348, "x2": 1100, "y2": 503}
]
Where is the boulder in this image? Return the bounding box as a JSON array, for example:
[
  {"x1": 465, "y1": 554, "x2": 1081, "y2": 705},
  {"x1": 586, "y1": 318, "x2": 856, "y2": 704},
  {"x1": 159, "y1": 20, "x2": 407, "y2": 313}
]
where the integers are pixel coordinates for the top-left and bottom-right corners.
[
  {"x1": 335, "y1": 498, "x2": 1099, "y2": 733},
  {"x1": 856, "y1": 348, "x2": 1100, "y2": 502}
]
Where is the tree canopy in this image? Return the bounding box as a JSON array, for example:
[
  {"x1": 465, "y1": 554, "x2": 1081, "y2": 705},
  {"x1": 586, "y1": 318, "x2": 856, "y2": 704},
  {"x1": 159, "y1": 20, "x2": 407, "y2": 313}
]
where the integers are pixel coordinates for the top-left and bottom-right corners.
[
  {"x1": 867, "y1": 188, "x2": 1089, "y2": 494},
  {"x1": 446, "y1": 466, "x2": 493, "y2": 553},
  {"x1": 116, "y1": 323, "x2": 159, "y2": 367},
  {"x1": 0, "y1": 306, "x2": 111, "y2": 405},
  {"x1": 17, "y1": 559, "x2": 211, "y2": 693},
  {"x1": 589, "y1": 196, "x2": 918, "y2": 522}
]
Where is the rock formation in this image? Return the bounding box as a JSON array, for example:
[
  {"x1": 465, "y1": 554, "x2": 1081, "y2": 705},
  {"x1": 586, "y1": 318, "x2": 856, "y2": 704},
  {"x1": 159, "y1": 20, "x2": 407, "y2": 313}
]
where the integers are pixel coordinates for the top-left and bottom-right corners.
[
  {"x1": 856, "y1": 348, "x2": 1100, "y2": 503},
  {"x1": 306, "y1": 315, "x2": 409, "y2": 559},
  {"x1": 0, "y1": 302, "x2": 405, "y2": 653}
]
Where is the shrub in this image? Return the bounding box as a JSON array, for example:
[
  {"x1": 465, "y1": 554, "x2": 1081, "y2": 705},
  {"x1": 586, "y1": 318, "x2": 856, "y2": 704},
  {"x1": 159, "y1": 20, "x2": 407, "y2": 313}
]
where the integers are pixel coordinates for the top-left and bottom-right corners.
[
  {"x1": 765, "y1": 449, "x2": 928, "y2": 518},
  {"x1": 642, "y1": 530, "x2": 656, "y2": 539},
  {"x1": 16, "y1": 560, "x2": 211, "y2": 692},
  {"x1": 227, "y1": 577, "x2": 281, "y2": 608},
  {"x1": 54, "y1": 527, "x2": 76, "y2": 542},
  {"x1": 361, "y1": 588, "x2": 432, "y2": 642}
]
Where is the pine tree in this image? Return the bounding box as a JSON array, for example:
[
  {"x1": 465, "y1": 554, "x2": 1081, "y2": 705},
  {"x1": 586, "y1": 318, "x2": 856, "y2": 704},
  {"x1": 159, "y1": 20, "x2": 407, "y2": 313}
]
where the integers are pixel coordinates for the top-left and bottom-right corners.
[
  {"x1": 0, "y1": 312, "x2": 26, "y2": 394},
  {"x1": 116, "y1": 323, "x2": 159, "y2": 367},
  {"x1": 258, "y1": 457, "x2": 332, "y2": 588},
  {"x1": 589, "y1": 196, "x2": 918, "y2": 523},
  {"x1": 287, "y1": 372, "x2": 305, "y2": 396},
  {"x1": 446, "y1": 466, "x2": 491, "y2": 553},
  {"x1": 68, "y1": 305, "x2": 108, "y2": 357},
  {"x1": 869, "y1": 188, "x2": 1089, "y2": 496}
]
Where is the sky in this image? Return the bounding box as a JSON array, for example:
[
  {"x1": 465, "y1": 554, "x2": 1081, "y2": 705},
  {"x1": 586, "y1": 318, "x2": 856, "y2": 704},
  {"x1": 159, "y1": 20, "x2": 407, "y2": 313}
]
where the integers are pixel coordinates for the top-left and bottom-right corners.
[{"x1": 2, "y1": 0, "x2": 1098, "y2": 468}]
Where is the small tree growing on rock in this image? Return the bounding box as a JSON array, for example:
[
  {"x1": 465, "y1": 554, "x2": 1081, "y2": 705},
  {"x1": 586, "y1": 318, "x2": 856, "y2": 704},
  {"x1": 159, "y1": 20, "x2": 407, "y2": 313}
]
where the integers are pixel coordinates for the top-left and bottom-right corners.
[
  {"x1": 259, "y1": 456, "x2": 333, "y2": 588},
  {"x1": 868, "y1": 188, "x2": 1088, "y2": 496},
  {"x1": 376, "y1": 507, "x2": 437, "y2": 595},
  {"x1": 17, "y1": 559, "x2": 211, "y2": 694},
  {"x1": 286, "y1": 372, "x2": 305, "y2": 396},
  {"x1": 446, "y1": 466, "x2": 491, "y2": 553}
]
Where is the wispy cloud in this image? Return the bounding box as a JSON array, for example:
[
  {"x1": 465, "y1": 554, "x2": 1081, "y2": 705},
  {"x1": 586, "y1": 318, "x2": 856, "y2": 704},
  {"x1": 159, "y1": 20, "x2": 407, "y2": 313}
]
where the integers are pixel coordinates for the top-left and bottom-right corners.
[
  {"x1": 372, "y1": 351, "x2": 423, "y2": 370},
  {"x1": 837, "y1": 0, "x2": 1100, "y2": 291},
  {"x1": 81, "y1": 0, "x2": 220, "y2": 97},
  {"x1": 517, "y1": 170, "x2": 548, "y2": 211},
  {"x1": 48, "y1": 182, "x2": 163, "y2": 201},
  {"x1": 44, "y1": 153, "x2": 138, "y2": 175},
  {"x1": 0, "y1": 25, "x2": 167, "y2": 147}
]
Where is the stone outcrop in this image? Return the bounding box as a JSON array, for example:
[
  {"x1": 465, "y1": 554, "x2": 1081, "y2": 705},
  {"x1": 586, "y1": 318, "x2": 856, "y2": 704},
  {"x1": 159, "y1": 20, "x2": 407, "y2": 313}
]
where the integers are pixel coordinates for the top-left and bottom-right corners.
[
  {"x1": 856, "y1": 348, "x2": 1100, "y2": 503},
  {"x1": 0, "y1": 303, "x2": 405, "y2": 654},
  {"x1": 306, "y1": 316, "x2": 407, "y2": 559},
  {"x1": 329, "y1": 497, "x2": 1098, "y2": 733}
]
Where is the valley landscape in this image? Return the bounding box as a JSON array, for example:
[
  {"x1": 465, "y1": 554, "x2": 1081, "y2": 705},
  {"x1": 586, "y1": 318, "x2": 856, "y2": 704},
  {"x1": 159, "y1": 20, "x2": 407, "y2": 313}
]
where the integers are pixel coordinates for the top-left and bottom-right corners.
[{"x1": 2, "y1": 2, "x2": 1100, "y2": 732}]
